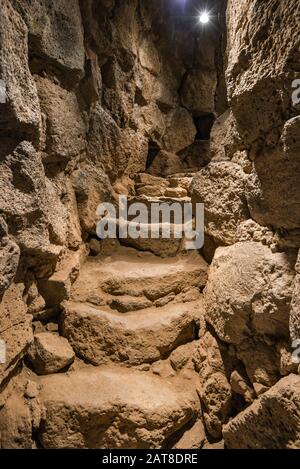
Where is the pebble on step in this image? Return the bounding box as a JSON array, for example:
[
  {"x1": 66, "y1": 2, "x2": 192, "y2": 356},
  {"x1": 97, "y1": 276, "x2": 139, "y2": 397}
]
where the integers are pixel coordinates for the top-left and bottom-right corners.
[{"x1": 27, "y1": 333, "x2": 75, "y2": 375}]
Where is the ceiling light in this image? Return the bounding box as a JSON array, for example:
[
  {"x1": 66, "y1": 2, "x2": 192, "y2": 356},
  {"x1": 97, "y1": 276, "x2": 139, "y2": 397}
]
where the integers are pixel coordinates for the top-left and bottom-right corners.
[{"x1": 199, "y1": 11, "x2": 210, "y2": 24}]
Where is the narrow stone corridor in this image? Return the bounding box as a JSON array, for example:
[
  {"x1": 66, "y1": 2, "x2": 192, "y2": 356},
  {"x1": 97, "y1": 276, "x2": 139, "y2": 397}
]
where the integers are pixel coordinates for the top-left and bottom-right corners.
[{"x1": 0, "y1": 0, "x2": 300, "y2": 452}]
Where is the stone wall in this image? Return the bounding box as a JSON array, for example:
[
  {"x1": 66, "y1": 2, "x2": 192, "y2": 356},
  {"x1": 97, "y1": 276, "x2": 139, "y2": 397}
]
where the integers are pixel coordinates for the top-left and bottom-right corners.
[{"x1": 192, "y1": 0, "x2": 300, "y2": 448}]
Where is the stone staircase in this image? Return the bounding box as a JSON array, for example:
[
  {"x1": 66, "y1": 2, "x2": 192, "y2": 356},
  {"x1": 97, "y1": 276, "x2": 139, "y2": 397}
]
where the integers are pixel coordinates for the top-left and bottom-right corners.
[
  {"x1": 62, "y1": 246, "x2": 207, "y2": 366},
  {"x1": 31, "y1": 170, "x2": 210, "y2": 448},
  {"x1": 116, "y1": 172, "x2": 198, "y2": 257}
]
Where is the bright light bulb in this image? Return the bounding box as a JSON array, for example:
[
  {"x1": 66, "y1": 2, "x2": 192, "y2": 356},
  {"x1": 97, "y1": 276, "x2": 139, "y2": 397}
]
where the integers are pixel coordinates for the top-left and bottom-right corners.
[{"x1": 199, "y1": 11, "x2": 210, "y2": 24}]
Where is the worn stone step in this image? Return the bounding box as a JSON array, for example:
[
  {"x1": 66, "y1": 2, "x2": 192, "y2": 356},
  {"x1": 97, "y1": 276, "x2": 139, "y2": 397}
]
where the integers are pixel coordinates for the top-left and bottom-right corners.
[
  {"x1": 62, "y1": 299, "x2": 204, "y2": 365},
  {"x1": 113, "y1": 218, "x2": 193, "y2": 257},
  {"x1": 38, "y1": 365, "x2": 200, "y2": 449},
  {"x1": 167, "y1": 176, "x2": 193, "y2": 191},
  {"x1": 127, "y1": 195, "x2": 192, "y2": 207},
  {"x1": 120, "y1": 195, "x2": 194, "y2": 226},
  {"x1": 71, "y1": 247, "x2": 208, "y2": 304},
  {"x1": 135, "y1": 173, "x2": 170, "y2": 187}
]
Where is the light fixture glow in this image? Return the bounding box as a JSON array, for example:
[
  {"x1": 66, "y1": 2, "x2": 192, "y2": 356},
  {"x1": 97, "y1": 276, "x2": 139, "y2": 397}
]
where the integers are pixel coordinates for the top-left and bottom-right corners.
[{"x1": 199, "y1": 11, "x2": 210, "y2": 24}]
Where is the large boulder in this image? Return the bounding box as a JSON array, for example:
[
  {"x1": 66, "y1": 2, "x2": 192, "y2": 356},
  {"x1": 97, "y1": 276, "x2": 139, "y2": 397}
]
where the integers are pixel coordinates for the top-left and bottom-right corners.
[
  {"x1": 191, "y1": 162, "x2": 249, "y2": 245},
  {"x1": 11, "y1": 0, "x2": 85, "y2": 85},
  {"x1": 180, "y1": 68, "x2": 217, "y2": 114},
  {"x1": 245, "y1": 117, "x2": 300, "y2": 231},
  {"x1": 194, "y1": 332, "x2": 232, "y2": 439},
  {"x1": 36, "y1": 77, "x2": 86, "y2": 165},
  {"x1": 290, "y1": 251, "x2": 300, "y2": 341},
  {"x1": 38, "y1": 366, "x2": 200, "y2": 449},
  {"x1": 0, "y1": 0, "x2": 41, "y2": 138},
  {"x1": 163, "y1": 108, "x2": 196, "y2": 154},
  {"x1": 226, "y1": 0, "x2": 299, "y2": 150},
  {"x1": 71, "y1": 163, "x2": 112, "y2": 234},
  {"x1": 27, "y1": 333, "x2": 75, "y2": 375},
  {"x1": 0, "y1": 141, "x2": 67, "y2": 261},
  {"x1": 0, "y1": 283, "x2": 33, "y2": 387},
  {"x1": 0, "y1": 374, "x2": 42, "y2": 449},
  {"x1": 148, "y1": 150, "x2": 184, "y2": 177},
  {"x1": 223, "y1": 374, "x2": 300, "y2": 449},
  {"x1": 139, "y1": 36, "x2": 161, "y2": 76},
  {"x1": 204, "y1": 242, "x2": 296, "y2": 344},
  {"x1": 0, "y1": 217, "x2": 20, "y2": 296},
  {"x1": 210, "y1": 110, "x2": 241, "y2": 161},
  {"x1": 87, "y1": 104, "x2": 126, "y2": 181}
]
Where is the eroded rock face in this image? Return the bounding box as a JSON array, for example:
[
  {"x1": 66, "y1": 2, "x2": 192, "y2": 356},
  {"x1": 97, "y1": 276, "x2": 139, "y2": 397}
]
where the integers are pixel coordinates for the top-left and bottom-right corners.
[
  {"x1": 11, "y1": 0, "x2": 85, "y2": 85},
  {"x1": 290, "y1": 252, "x2": 300, "y2": 341},
  {"x1": 210, "y1": 110, "x2": 241, "y2": 161},
  {"x1": 163, "y1": 108, "x2": 197, "y2": 154},
  {"x1": 0, "y1": 217, "x2": 20, "y2": 296},
  {"x1": 194, "y1": 332, "x2": 232, "y2": 439},
  {"x1": 71, "y1": 163, "x2": 112, "y2": 234},
  {"x1": 191, "y1": 162, "x2": 249, "y2": 245},
  {"x1": 180, "y1": 69, "x2": 217, "y2": 114},
  {"x1": 204, "y1": 242, "x2": 296, "y2": 344},
  {"x1": 0, "y1": 283, "x2": 33, "y2": 387},
  {"x1": 27, "y1": 333, "x2": 75, "y2": 375},
  {"x1": 0, "y1": 373, "x2": 42, "y2": 449},
  {"x1": 38, "y1": 366, "x2": 200, "y2": 449},
  {"x1": 36, "y1": 77, "x2": 86, "y2": 165},
  {"x1": 245, "y1": 117, "x2": 300, "y2": 231},
  {"x1": 0, "y1": 0, "x2": 41, "y2": 138},
  {"x1": 223, "y1": 375, "x2": 300, "y2": 449},
  {"x1": 0, "y1": 141, "x2": 67, "y2": 260},
  {"x1": 226, "y1": 0, "x2": 299, "y2": 151}
]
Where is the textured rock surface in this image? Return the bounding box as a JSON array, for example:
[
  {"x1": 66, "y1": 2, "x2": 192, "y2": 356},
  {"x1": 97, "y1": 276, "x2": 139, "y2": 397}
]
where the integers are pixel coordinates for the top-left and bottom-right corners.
[
  {"x1": 223, "y1": 375, "x2": 300, "y2": 449},
  {"x1": 0, "y1": 371, "x2": 42, "y2": 449},
  {"x1": 191, "y1": 162, "x2": 249, "y2": 245},
  {"x1": 0, "y1": 217, "x2": 20, "y2": 296},
  {"x1": 194, "y1": 332, "x2": 232, "y2": 438},
  {"x1": 0, "y1": 141, "x2": 67, "y2": 260},
  {"x1": 226, "y1": 0, "x2": 300, "y2": 149},
  {"x1": 204, "y1": 242, "x2": 296, "y2": 344},
  {"x1": 0, "y1": 0, "x2": 299, "y2": 451},
  {"x1": 11, "y1": 0, "x2": 85, "y2": 84},
  {"x1": 38, "y1": 366, "x2": 200, "y2": 449},
  {"x1": 291, "y1": 252, "x2": 300, "y2": 341},
  {"x1": 0, "y1": 283, "x2": 33, "y2": 387},
  {"x1": 173, "y1": 420, "x2": 206, "y2": 449},
  {"x1": 62, "y1": 300, "x2": 202, "y2": 366},
  {"x1": 0, "y1": 0, "x2": 41, "y2": 138},
  {"x1": 27, "y1": 333, "x2": 75, "y2": 375},
  {"x1": 36, "y1": 77, "x2": 86, "y2": 165},
  {"x1": 246, "y1": 117, "x2": 300, "y2": 231},
  {"x1": 180, "y1": 69, "x2": 217, "y2": 114}
]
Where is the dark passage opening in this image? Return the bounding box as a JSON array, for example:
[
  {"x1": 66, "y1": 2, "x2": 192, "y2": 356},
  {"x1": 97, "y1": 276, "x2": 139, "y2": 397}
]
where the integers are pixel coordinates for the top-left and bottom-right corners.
[
  {"x1": 193, "y1": 113, "x2": 215, "y2": 141},
  {"x1": 146, "y1": 140, "x2": 160, "y2": 169}
]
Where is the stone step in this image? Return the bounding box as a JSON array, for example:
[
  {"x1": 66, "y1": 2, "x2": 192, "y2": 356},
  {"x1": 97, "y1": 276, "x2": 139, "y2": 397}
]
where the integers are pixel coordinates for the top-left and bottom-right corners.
[
  {"x1": 134, "y1": 173, "x2": 193, "y2": 199},
  {"x1": 62, "y1": 299, "x2": 204, "y2": 365},
  {"x1": 167, "y1": 176, "x2": 193, "y2": 191},
  {"x1": 124, "y1": 195, "x2": 193, "y2": 226},
  {"x1": 127, "y1": 194, "x2": 192, "y2": 207},
  {"x1": 135, "y1": 173, "x2": 170, "y2": 187},
  {"x1": 109, "y1": 218, "x2": 196, "y2": 257},
  {"x1": 38, "y1": 365, "x2": 200, "y2": 449},
  {"x1": 136, "y1": 185, "x2": 188, "y2": 199},
  {"x1": 71, "y1": 247, "x2": 208, "y2": 305}
]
